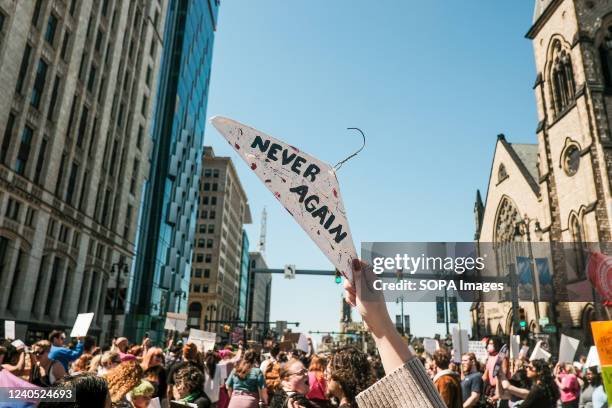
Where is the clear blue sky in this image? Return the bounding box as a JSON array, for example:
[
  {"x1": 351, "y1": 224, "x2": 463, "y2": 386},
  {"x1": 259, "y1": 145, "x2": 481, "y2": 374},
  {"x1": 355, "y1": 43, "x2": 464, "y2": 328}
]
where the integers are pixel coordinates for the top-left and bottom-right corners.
[{"x1": 204, "y1": 2, "x2": 538, "y2": 342}]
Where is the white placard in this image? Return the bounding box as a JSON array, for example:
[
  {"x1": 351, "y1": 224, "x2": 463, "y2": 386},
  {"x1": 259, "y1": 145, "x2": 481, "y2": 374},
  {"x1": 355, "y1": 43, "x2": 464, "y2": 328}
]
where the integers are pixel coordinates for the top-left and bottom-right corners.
[
  {"x1": 296, "y1": 333, "x2": 309, "y2": 353},
  {"x1": 529, "y1": 340, "x2": 551, "y2": 362},
  {"x1": 149, "y1": 397, "x2": 162, "y2": 408},
  {"x1": 11, "y1": 340, "x2": 25, "y2": 349},
  {"x1": 585, "y1": 345, "x2": 600, "y2": 369},
  {"x1": 468, "y1": 341, "x2": 489, "y2": 363},
  {"x1": 509, "y1": 335, "x2": 521, "y2": 359},
  {"x1": 187, "y1": 329, "x2": 216, "y2": 352},
  {"x1": 4, "y1": 320, "x2": 15, "y2": 340},
  {"x1": 211, "y1": 116, "x2": 357, "y2": 282},
  {"x1": 423, "y1": 338, "x2": 439, "y2": 356},
  {"x1": 164, "y1": 312, "x2": 187, "y2": 332},
  {"x1": 558, "y1": 334, "x2": 580, "y2": 364},
  {"x1": 452, "y1": 328, "x2": 469, "y2": 361},
  {"x1": 70, "y1": 313, "x2": 95, "y2": 337}
]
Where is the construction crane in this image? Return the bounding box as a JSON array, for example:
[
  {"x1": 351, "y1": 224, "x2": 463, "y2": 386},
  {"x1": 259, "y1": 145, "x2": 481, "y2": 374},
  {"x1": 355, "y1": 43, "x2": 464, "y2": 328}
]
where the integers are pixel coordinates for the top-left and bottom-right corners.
[{"x1": 258, "y1": 207, "x2": 267, "y2": 255}]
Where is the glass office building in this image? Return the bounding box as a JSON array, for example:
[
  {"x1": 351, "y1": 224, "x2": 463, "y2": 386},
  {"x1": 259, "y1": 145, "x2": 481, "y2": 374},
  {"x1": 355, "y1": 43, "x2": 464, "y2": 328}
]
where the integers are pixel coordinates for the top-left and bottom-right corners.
[
  {"x1": 238, "y1": 231, "x2": 250, "y2": 322},
  {"x1": 125, "y1": 0, "x2": 220, "y2": 341}
]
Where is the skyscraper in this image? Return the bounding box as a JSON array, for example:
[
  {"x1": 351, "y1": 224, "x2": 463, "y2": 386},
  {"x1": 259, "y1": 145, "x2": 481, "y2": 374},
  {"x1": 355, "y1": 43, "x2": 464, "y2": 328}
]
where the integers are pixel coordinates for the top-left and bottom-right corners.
[
  {"x1": 125, "y1": 0, "x2": 220, "y2": 342},
  {"x1": 187, "y1": 146, "x2": 251, "y2": 340},
  {"x1": 0, "y1": 0, "x2": 167, "y2": 342}
]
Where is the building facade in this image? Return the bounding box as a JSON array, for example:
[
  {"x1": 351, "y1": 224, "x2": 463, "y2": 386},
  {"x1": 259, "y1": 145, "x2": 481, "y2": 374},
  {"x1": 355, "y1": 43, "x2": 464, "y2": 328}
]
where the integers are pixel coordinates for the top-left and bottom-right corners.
[
  {"x1": 238, "y1": 230, "x2": 249, "y2": 322},
  {"x1": 187, "y1": 146, "x2": 252, "y2": 338},
  {"x1": 247, "y1": 251, "x2": 272, "y2": 341},
  {"x1": 473, "y1": 0, "x2": 612, "y2": 351},
  {"x1": 0, "y1": 0, "x2": 167, "y2": 343},
  {"x1": 125, "y1": 0, "x2": 220, "y2": 343}
]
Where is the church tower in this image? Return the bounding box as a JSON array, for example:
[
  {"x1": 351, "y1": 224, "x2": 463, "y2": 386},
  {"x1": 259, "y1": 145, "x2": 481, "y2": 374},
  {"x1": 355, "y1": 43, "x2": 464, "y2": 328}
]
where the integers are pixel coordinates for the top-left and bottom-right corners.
[{"x1": 527, "y1": 0, "x2": 612, "y2": 324}]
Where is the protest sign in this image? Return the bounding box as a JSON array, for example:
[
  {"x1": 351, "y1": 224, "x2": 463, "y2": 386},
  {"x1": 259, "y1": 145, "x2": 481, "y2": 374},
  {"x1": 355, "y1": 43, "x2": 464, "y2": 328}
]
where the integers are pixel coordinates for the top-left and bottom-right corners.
[
  {"x1": 468, "y1": 341, "x2": 488, "y2": 363},
  {"x1": 11, "y1": 339, "x2": 25, "y2": 349},
  {"x1": 452, "y1": 328, "x2": 469, "y2": 361},
  {"x1": 70, "y1": 313, "x2": 94, "y2": 337},
  {"x1": 586, "y1": 346, "x2": 601, "y2": 370},
  {"x1": 509, "y1": 335, "x2": 520, "y2": 360},
  {"x1": 424, "y1": 338, "x2": 439, "y2": 355},
  {"x1": 602, "y1": 366, "x2": 612, "y2": 406},
  {"x1": 297, "y1": 333, "x2": 309, "y2": 353},
  {"x1": 558, "y1": 334, "x2": 580, "y2": 364},
  {"x1": 164, "y1": 313, "x2": 187, "y2": 333},
  {"x1": 591, "y1": 321, "x2": 612, "y2": 366},
  {"x1": 211, "y1": 116, "x2": 357, "y2": 281},
  {"x1": 4, "y1": 320, "x2": 15, "y2": 340},
  {"x1": 187, "y1": 329, "x2": 216, "y2": 352},
  {"x1": 530, "y1": 340, "x2": 551, "y2": 362}
]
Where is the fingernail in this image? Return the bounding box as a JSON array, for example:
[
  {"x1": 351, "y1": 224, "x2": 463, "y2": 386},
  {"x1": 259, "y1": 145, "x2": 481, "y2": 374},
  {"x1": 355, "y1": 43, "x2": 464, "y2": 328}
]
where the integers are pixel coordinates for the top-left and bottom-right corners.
[{"x1": 352, "y1": 258, "x2": 361, "y2": 270}]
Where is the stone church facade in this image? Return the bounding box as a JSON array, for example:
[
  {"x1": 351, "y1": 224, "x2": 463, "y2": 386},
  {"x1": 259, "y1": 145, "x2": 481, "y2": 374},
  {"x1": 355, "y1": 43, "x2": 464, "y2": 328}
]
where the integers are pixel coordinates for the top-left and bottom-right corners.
[{"x1": 473, "y1": 0, "x2": 612, "y2": 350}]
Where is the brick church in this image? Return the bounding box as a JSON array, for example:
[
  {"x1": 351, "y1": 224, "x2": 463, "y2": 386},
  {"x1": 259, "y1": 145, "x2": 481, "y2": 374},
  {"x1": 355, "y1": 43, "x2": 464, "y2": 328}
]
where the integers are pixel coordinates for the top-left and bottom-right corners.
[{"x1": 472, "y1": 0, "x2": 612, "y2": 350}]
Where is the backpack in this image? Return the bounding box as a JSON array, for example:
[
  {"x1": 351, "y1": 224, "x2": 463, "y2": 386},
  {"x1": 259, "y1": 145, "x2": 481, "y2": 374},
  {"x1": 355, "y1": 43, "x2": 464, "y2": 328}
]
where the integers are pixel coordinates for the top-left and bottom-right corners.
[{"x1": 264, "y1": 360, "x2": 282, "y2": 395}]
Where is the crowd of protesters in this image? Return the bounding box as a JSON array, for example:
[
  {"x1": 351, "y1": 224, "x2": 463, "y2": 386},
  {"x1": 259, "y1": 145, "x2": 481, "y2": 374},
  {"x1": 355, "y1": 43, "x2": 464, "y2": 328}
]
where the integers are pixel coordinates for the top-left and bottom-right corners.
[
  {"x1": 415, "y1": 336, "x2": 609, "y2": 408},
  {"x1": 0, "y1": 260, "x2": 608, "y2": 408}
]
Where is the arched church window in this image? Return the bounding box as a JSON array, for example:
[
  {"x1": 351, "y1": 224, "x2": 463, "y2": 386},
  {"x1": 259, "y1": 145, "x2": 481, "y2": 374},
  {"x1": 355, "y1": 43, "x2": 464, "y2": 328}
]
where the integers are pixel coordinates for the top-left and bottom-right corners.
[
  {"x1": 570, "y1": 214, "x2": 586, "y2": 277},
  {"x1": 550, "y1": 42, "x2": 576, "y2": 115},
  {"x1": 599, "y1": 26, "x2": 612, "y2": 89}
]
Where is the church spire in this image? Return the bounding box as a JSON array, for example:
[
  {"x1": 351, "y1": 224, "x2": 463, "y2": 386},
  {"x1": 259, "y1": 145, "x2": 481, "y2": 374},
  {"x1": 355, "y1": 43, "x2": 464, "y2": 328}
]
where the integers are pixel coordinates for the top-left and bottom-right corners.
[{"x1": 474, "y1": 189, "x2": 484, "y2": 240}]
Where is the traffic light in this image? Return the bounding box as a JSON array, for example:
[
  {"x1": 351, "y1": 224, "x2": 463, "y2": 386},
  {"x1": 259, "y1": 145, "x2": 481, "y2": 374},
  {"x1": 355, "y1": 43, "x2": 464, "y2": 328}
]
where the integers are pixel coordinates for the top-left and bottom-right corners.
[
  {"x1": 284, "y1": 264, "x2": 296, "y2": 279},
  {"x1": 518, "y1": 307, "x2": 527, "y2": 330},
  {"x1": 436, "y1": 297, "x2": 445, "y2": 323},
  {"x1": 396, "y1": 268, "x2": 403, "y2": 281},
  {"x1": 335, "y1": 269, "x2": 342, "y2": 284},
  {"x1": 449, "y1": 297, "x2": 458, "y2": 324}
]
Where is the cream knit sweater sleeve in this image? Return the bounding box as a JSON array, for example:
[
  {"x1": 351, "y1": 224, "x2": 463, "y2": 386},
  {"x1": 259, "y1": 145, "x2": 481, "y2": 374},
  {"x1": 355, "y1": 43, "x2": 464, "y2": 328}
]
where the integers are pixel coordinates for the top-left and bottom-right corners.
[{"x1": 356, "y1": 357, "x2": 447, "y2": 408}]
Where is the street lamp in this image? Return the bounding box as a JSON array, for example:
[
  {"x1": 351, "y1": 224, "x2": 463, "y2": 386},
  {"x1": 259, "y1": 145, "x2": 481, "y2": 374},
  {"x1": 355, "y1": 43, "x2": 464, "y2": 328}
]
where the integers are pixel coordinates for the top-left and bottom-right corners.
[
  {"x1": 514, "y1": 214, "x2": 542, "y2": 331},
  {"x1": 173, "y1": 290, "x2": 187, "y2": 312},
  {"x1": 110, "y1": 260, "x2": 129, "y2": 342}
]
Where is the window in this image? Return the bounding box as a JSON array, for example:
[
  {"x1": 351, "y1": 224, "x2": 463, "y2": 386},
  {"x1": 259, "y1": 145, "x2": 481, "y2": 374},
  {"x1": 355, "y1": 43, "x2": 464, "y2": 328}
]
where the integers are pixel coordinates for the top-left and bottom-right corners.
[
  {"x1": 16, "y1": 44, "x2": 32, "y2": 94},
  {"x1": 194, "y1": 284, "x2": 201, "y2": 293},
  {"x1": 203, "y1": 183, "x2": 210, "y2": 191},
  {"x1": 0, "y1": 11, "x2": 6, "y2": 34},
  {"x1": 563, "y1": 145, "x2": 580, "y2": 176},
  {"x1": 32, "y1": 0, "x2": 43, "y2": 26},
  {"x1": 55, "y1": 153, "x2": 66, "y2": 196},
  {"x1": 197, "y1": 239, "x2": 205, "y2": 248},
  {"x1": 95, "y1": 29, "x2": 104, "y2": 53},
  {"x1": 203, "y1": 196, "x2": 209, "y2": 205},
  {"x1": 203, "y1": 284, "x2": 209, "y2": 293},
  {"x1": 65, "y1": 162, "x2": 79, "y2": 205},
  {"x1": 117, "y1": 102, "x2": 125, "y2": 128},
  {"x1": 72, "y1": 231, "x2": 80, "y2": 249},
  {"x1": 87, "y1": 65, "x2": 96, "y2": 93},
  {"x1": 570, "y1": 215, "x2": 586, "y2": 277},
  {"x1": 207, "y1": 225, "x2": 214, "y2": 233},
  {"x1": 101, "y1": 0, "x2": 109, "y2": 16},
  {"x1": 550, "y1": 41, "x2": 576, "y2": 115},
  {"x1": 15, "y1": 126, "x2": 33, "y2": 175},
  {"x1": 213, "y1": 169, "x2": 219, "y2": 178},
  {"x1": 153, "y1": 10, "x2": 160, "y2": 30},
  {"x1": 45, "y1": 14, "x2": 58, "y2": 44},
  {"x1": 201, "y1": 210, "x2": 208, "y2": 219},
  {"x1": 198, "y1": 224, "x2": 206, "y2": 233},
  {"x1": 101, "y1": 188, "x2": 111, "y2": 225},
  {"x1": 78, "y1": 170, "x2": 88, "y2": 210},
  {"x1": 24, "y1": 207, "x2": 35, "y2": 227},
  {"x1": 146, "y1": 66, "x2": 152, "y2": 86},
  {"x1": 58, "y1": 224, "x2": 69, "y2": 243},
  {"x1": 45, "y1": 257, "x2": 61, "y2": 315},
  {"x1": 141, "y1": 95, "x2": 148, "y2": 115},
  {"x1": 1, "y1": 113, "x2": 16, "y2": 164},
  {"x1": 137, "y1": 125, "x2": 144, "y2": 149},
  {"x1": 76, "y1": 106, "x2": 88, "y2": 147},
  {"x1": 206, "y1": 239, "x2": 213, "y2": 248},
  {"x1": 5, "y1": 198, "x2": 21, "y2": 221},
  {"x1": 61, "y1": 30, "x2": 71, "y2": 60},
  {"x1": 205, "y1": 254, "x2": 212, "y2": 263},
  {"x1": 196, "y1": 253, "x2": 204, "y2": 263},
  {"x1": 33, "y1": 137, "x2": 47, "y2": 184},
  {"x1": 30, "y1": 59, "x2": 48, "y2": 109},
  {"x1": 211, "y1": 197, "x2": 217, "y2": 205},
  {"x1": 47, "y1": 75, "x2": 61, "y2": 121},
  {"x1": 212, "y1": 183, "x2": 218, "y2": 191},
  {"x1": 210, "y1": 211, "x2": 216, "y2": 220},
  {"x1": 130, "y1": 160, "x2": 139, "y2": 194},
  {"x1": 194, "y1": 269, "x2": 202, "y2": 278},
  {"x1": 204, "y1": 169, "x2": 211, "y2": 177},
  {"x1": 66, "y1": 94, "x2": 78, "y2": 138},
  {"x1": 69, "y1": 0, "x2": 77, "y2": 15},
  {"x1": 47, "y1": 218, "x2": 56, "y2": 237},
  {"x1": 124, "y1": 205, "x2": 132, "y2": 238},
  {"x1": 150, "y1": 37, "x2": 157, "y2": 57},
  {"x1": 204, "y1": 269, "x2": 210, "y2": 278}
]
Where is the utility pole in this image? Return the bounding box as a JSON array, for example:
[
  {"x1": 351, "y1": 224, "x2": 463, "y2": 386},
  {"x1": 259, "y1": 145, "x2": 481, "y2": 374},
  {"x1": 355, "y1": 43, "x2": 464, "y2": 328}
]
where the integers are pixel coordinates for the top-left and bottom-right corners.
[{"x1": 110, "y1": 260, "x2": 129, "y2": 342}]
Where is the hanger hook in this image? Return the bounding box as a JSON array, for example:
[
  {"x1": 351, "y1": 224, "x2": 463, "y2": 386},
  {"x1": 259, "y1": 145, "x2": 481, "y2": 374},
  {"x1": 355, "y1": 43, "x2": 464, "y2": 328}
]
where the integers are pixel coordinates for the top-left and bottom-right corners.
[{"x1": 333, "y1": 127, "x2": 366, "y2": 171}]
